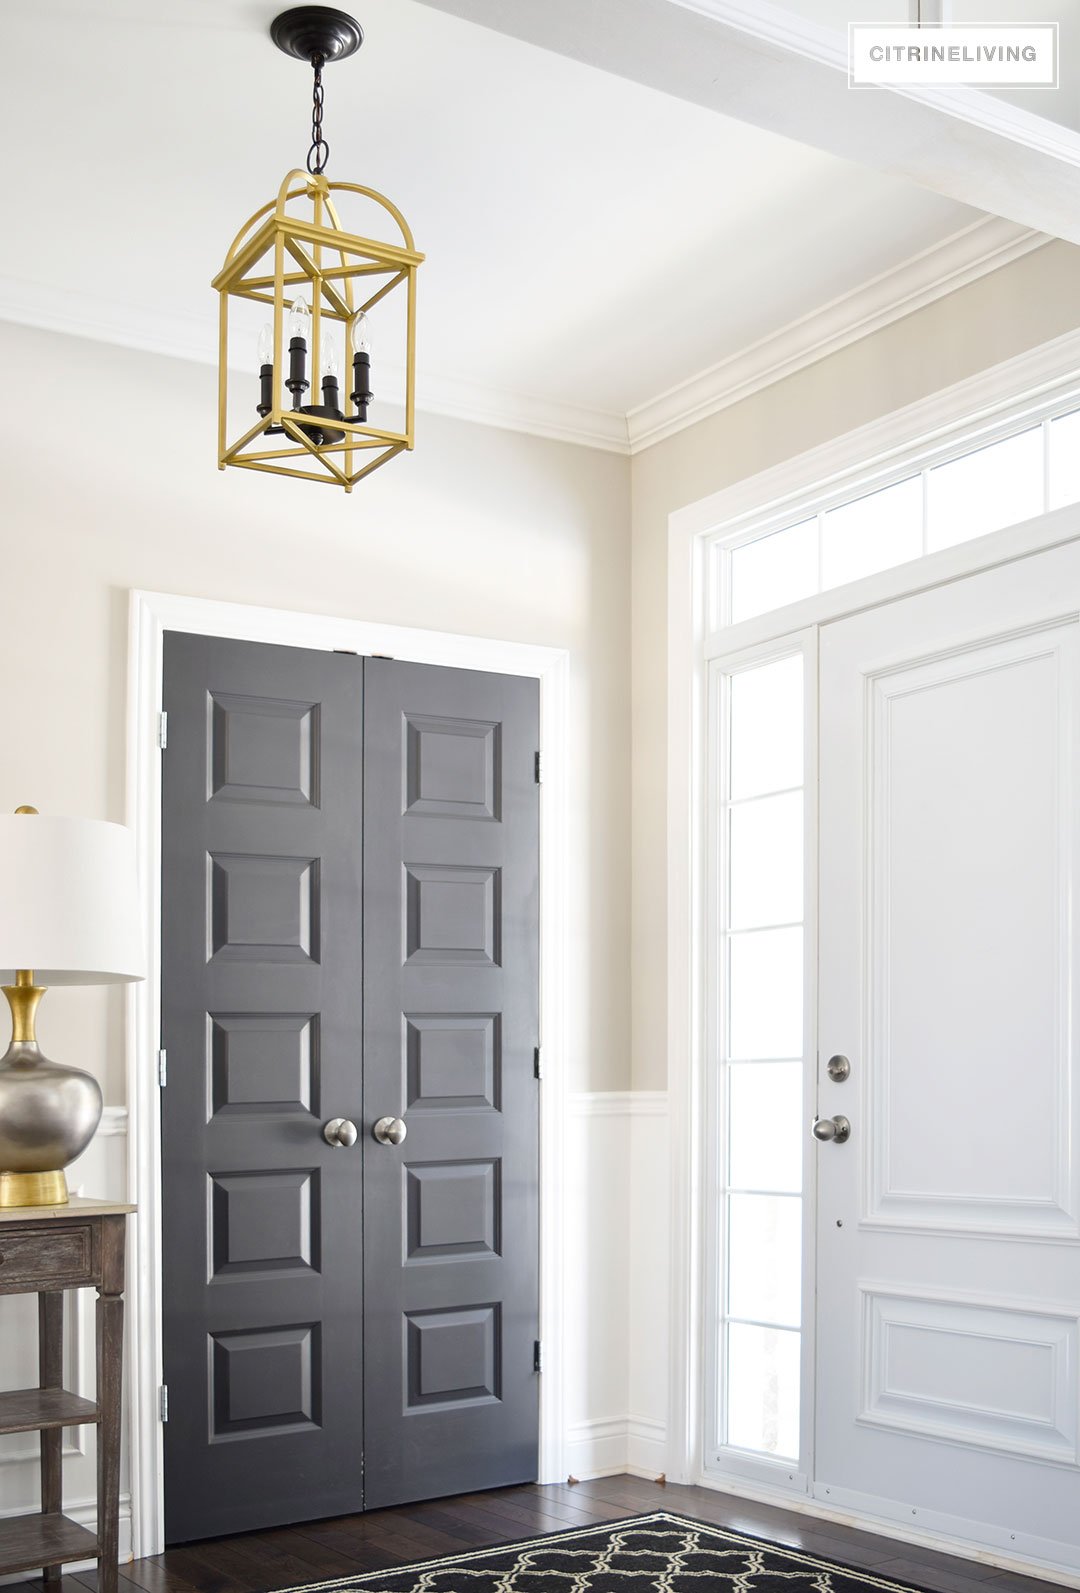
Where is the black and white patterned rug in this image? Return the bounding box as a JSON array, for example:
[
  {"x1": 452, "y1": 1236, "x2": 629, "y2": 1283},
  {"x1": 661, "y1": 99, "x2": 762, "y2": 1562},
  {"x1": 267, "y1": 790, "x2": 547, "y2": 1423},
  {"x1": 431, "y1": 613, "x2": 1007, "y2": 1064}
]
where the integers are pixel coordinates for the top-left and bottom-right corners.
[{"x1": 284, "y1": 1511, "x2": 929, "y2": 1591}]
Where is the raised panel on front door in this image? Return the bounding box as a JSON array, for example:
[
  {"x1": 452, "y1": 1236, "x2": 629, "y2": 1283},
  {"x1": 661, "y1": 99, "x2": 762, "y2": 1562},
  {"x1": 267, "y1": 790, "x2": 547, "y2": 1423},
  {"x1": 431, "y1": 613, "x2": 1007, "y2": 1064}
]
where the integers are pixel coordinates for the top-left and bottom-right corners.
[
  {"x1": 865, "y1": 626, "x2": 1077, "y2": 1238},
  {"x1": 363, "y1": 658, "x2": 539, "y2": 1509},
  {"x1": 859, "y1": 1287, "x2": 1080, "y2": 1465},
  {"x1": 161, "y1": 632, "x2": 363, "y2": 1543}
]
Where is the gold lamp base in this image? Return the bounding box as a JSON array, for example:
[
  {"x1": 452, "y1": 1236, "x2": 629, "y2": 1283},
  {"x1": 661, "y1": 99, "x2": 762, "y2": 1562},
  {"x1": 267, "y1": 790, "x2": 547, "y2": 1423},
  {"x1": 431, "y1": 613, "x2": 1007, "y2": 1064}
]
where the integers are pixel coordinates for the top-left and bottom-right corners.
[{"x1": 0, "y1": 1169, "x2": 68, "y2": 1207}]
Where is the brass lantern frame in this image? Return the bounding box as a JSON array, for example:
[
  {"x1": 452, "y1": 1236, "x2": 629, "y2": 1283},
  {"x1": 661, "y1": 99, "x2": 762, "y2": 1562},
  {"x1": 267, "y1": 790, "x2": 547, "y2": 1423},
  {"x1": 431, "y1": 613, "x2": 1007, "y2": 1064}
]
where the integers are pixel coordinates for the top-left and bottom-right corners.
[{"x1": 213, "y1": 168, "x2": 423, "y2": 492}]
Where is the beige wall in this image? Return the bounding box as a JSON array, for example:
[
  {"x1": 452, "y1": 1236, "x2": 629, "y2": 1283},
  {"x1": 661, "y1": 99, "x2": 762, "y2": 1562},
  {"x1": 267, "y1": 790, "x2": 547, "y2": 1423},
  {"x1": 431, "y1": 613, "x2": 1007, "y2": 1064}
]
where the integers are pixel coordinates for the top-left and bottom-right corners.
[
  {"x1": 630, "y1": 236, "x2": 1080, "y2": 1091},
  {"x1": 7, "y1": 238, "x2": 1080, "y2": 1112},
  {"x1": 0, "y1": 321, "x2": 632, "y2": 1100}
]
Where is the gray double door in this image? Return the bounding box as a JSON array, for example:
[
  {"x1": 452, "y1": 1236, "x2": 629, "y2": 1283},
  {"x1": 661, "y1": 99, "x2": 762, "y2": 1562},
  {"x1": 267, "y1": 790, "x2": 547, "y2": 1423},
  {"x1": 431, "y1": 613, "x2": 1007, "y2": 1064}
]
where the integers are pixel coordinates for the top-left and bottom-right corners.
[{"x1": 160, "y1": 634, "x2": 540, "y2": 1543}]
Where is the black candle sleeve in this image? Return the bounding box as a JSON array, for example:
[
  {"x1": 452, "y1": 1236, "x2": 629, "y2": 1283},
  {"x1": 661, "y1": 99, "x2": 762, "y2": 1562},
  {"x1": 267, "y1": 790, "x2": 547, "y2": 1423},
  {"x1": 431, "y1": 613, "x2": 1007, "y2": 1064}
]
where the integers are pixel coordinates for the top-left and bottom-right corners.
[
  {"x1": 351, "y1": 350, "x2": 373, "y2": 422},
  {"x1": 321, "y1": 374, "x2": 342, "y2": 416},
  {"x1": 287, "y1": 336, "x2": 309, "y2": 408},
  {"x1": 257, "y1": 363, "x2": 274, "y2": 418}
]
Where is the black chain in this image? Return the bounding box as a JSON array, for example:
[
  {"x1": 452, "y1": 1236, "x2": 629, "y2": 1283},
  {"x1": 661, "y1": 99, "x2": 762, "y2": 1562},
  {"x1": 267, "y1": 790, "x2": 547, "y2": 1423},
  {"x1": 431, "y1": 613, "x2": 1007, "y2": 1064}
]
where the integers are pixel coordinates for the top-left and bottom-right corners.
[{"x1": 307, "y1": 54, "x2": 330, "y2": 174}]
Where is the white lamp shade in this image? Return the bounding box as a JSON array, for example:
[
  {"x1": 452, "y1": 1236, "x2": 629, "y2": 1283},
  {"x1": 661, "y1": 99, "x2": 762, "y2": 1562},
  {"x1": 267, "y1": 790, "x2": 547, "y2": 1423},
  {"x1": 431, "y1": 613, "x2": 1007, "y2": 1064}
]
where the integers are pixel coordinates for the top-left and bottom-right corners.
[{"x1": 0, "y1": 815, "x2": 145, "y2": 985}]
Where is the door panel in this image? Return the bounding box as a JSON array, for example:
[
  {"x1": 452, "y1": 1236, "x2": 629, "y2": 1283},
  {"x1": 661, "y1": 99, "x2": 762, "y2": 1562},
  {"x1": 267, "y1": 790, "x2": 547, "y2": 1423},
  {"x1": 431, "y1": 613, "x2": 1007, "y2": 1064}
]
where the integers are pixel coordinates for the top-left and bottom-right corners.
[
  {"x1": 816, "y1": 541, "x2": 1080, "y2": 1561},
  {"x1": 161, "y1": 633, "x2": 365, "y2": 1542},
  {"x1": 362, "y1": 659, "x2": 540, "y2": 1509},
  {"x1": 865, "y1": 633, "x2": 1068, "y2": 1234}
]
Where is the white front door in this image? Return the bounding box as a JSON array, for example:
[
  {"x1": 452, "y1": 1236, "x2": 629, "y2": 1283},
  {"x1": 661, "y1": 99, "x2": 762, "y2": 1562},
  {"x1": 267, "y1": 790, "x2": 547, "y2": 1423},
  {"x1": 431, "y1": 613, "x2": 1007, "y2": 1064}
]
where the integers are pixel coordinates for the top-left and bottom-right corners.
[{"x1": 816, "y1": 536, "x2": 1080, "y2": 1569}]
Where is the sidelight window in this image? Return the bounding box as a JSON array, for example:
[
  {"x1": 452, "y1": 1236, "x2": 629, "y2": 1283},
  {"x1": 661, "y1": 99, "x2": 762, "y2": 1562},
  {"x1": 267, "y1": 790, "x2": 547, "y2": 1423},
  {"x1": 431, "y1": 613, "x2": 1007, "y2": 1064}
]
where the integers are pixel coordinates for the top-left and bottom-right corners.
[{"x1": 708, "y1": 647, "x2": 810, "y2": 1475}]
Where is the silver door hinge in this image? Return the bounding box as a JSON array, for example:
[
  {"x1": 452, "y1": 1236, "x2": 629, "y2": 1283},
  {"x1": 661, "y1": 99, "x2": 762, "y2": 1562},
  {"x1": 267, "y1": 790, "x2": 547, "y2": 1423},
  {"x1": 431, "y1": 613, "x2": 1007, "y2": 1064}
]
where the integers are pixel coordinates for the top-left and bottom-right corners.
[
  {"x1": 533, "y1": 1341, "x2": 542, "y2": 1373},
  {"x1": 157, "y1": 1049, "x2": 167, "y2": 1088},
  {"x1": 159, "y1": 1385, "x2": 169, "y2": 1422},
  {"x1": 533, "y1": 1046, "x2": 542, "y2": 1081},
  {"x1": 534, "y1": 751, "x2": 542, "y2": 784},
  {"x1": 157, "y1": 712, "x2": 168, "y2": 749}
]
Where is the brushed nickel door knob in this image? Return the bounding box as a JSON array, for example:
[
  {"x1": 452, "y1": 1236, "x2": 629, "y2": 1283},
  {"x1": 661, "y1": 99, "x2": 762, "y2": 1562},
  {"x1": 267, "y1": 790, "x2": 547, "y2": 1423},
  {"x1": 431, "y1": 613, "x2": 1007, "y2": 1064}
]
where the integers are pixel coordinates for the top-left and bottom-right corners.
[
  {"x1": 373, "y1": 1116, "x2": 407, "y2": 1146},
  {"x1": 812, "y1": 1115, "x2": 851, "y2": 1144},
  {"x1": 323, "y1": 1117, "x2": 358, "y2": 1148}
]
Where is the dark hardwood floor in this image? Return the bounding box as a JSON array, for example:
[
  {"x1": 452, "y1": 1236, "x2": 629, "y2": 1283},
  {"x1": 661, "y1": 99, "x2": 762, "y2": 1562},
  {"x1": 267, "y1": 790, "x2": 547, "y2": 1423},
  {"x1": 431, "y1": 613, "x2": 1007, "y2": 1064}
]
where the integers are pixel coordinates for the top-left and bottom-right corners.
[{"x1": 8, "y1": 1475, "x2": 1074, "y2": 1593}]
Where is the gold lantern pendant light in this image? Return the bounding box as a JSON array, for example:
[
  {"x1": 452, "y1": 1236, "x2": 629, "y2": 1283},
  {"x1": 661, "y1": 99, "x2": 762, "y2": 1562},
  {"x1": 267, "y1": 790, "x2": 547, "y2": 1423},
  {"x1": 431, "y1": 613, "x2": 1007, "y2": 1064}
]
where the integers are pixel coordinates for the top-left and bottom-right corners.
[{"x1": 212, "y1": 7, "x2": 423, "y2": 493}]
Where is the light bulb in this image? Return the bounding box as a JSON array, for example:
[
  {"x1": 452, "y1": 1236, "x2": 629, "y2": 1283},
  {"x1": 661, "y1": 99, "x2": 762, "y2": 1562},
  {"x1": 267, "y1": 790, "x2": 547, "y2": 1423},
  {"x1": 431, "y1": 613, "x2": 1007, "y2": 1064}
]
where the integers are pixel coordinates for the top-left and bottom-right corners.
[
  {"x1": 257, "y1": 323, "x2": 273, "y2": 368},
  {"x1": 350, "y1": 311, "x2": 372, "y2": 357},
  {"x1": 288, "y1": 296, "x2": 311, "y2": 341},
  {"x1": 322, "y1": 344, "x2": 339, "y2": 380}
]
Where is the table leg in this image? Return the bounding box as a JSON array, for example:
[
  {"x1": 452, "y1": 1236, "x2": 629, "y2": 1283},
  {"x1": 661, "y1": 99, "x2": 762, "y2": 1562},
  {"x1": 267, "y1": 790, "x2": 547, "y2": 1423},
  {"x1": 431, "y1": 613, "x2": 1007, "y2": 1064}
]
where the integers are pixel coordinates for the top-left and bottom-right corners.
[
  {"x1": 96, "y1": 1217, "x2": 126, "y2": 1593},
  {"x1": 38, "y1": 1291, "x2": 63, "y2": 1588}
]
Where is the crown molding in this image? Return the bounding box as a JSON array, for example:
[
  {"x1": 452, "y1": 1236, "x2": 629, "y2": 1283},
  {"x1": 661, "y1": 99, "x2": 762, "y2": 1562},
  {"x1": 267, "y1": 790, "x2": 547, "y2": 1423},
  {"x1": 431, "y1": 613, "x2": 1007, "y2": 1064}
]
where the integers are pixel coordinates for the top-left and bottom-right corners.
[
  {"x1": 0, "y1": 275, "x2": 630, "y2": 455},
  {"x1": 0, "y1": 277, "x2": 220, "y2": 370},
  {"x1": 626, "y1": 217, "x2": 1048, "y2": 453},
  {"x1": 0, "y1": 216, "x2": 1046, "y2": 459},
  {"x1": 412, "y1": 368, "x2": 629, "y2": 453}
]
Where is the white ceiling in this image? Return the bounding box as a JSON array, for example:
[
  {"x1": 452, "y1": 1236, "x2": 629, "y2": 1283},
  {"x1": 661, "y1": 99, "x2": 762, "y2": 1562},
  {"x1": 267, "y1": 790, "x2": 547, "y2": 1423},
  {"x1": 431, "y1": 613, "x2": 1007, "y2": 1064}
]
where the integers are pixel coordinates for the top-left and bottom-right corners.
[{"x1": 0, "y1": 0, "x2": 1014, "y2": 443}]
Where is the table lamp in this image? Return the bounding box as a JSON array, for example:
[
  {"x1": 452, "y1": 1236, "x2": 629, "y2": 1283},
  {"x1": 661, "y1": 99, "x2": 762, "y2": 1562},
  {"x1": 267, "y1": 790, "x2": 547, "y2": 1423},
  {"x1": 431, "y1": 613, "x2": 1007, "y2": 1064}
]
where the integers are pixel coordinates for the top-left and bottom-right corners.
[{"x1": 0, "y1": 807, "x2": 144, "y2": 1207}]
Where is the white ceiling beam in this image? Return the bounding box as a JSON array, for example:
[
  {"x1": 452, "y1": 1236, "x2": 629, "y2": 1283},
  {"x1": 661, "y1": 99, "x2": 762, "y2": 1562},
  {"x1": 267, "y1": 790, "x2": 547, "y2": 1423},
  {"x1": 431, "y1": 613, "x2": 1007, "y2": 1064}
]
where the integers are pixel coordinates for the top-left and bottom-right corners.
[
  {"x1": 415, "y1": 0, "x2": 1080, "y2": 243},
  {"x1": 911, "y1": 1, "x2": 952, "y2": 23}
]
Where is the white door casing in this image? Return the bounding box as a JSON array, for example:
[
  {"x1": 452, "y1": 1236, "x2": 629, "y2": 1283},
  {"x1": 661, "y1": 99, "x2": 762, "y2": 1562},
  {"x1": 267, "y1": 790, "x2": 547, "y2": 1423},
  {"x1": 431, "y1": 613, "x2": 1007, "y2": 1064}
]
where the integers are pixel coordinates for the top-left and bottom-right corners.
[{"x1": 815, "y1": 539, "x2": 1080, "y2": 1567}]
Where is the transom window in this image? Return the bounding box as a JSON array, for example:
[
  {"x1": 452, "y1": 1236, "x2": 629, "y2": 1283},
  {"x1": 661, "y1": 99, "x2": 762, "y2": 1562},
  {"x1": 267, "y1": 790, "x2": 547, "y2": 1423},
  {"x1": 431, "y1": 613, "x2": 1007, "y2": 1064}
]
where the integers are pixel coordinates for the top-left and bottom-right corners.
[{"x1": 720, "y1": 405, "x2": 1080, "y2": 627}]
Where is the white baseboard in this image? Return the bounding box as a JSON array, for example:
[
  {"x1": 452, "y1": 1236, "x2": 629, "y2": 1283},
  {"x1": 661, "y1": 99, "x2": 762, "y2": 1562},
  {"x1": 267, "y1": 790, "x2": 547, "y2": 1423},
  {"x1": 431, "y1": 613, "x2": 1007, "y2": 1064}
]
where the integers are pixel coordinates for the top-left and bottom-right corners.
[
  {"x1": 564, "y1": 1417, "x2": 633, "y2": 1480},
  {"x1": 627, "y1": 1416, "x2": 668, "y2": 1479},
  {"x1": 562, "y1": 1414, "x2": 669, "y2": 1482}
]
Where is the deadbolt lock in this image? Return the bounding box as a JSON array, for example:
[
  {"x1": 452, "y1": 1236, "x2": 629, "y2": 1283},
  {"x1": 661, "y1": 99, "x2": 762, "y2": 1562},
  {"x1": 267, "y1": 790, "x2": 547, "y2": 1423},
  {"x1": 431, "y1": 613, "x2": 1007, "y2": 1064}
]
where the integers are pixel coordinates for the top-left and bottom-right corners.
[{"x1": 826, "y1": 1054, "x2": 851, "y2": 1083}]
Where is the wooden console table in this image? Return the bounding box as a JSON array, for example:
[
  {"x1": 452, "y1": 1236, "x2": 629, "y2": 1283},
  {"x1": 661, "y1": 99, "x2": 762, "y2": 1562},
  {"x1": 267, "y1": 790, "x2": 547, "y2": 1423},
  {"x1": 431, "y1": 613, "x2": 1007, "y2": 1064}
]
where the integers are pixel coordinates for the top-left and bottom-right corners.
[{"x1": 0, "y1": 1198, "x2": 134, "y2": 1593}]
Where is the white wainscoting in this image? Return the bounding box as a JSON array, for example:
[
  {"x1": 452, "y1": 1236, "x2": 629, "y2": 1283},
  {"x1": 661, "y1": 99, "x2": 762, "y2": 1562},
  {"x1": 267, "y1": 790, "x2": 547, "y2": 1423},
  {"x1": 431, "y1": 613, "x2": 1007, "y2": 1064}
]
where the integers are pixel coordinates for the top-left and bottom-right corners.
[
  {"x1": 563, "y1": 1091, "x2": 669, "y2": 1481},
  {"x1": 0, "y1": 1108, "x2": 133, "y2": 1570}
]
